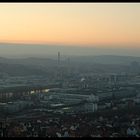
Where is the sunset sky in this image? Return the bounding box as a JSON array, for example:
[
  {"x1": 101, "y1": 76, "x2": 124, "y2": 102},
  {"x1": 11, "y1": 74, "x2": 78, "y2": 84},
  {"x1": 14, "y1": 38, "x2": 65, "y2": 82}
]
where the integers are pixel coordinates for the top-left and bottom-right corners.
[{"x1": 0, "y1": 3, "x2": 140, "y2": 48}]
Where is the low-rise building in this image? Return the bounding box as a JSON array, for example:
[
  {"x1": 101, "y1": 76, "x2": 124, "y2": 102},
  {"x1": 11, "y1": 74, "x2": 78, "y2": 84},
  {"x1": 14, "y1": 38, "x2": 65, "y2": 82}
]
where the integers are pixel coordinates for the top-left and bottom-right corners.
[{"x1": 0, "y1": 101, "x2": 33, "y2": 114}]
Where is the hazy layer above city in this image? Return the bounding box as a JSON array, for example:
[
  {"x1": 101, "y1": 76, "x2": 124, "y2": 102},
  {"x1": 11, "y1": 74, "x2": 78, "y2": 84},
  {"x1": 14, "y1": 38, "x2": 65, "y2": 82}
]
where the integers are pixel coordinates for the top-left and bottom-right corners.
[{"x1": 0, "y1": 43, "x2": 140, "y2": 59}]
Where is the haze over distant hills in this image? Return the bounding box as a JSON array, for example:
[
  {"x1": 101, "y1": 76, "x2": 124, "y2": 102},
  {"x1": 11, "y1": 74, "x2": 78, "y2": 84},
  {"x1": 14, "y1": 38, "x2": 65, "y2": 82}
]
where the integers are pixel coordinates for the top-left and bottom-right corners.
[
  {"x1": 0, "y1": 54, "x2": 140, "y2": 76},
  {"x1": 70, "y1": 55, "x2": 140, "y2": 65},
  {"x1": 0, "y1": 43, "x2": 140, "y2": 76},
  {"x1": 0, "y1": 54, "x2": 140, "y2": 66},
  {"x1": 0, "y1": 43, "x2": 140, "y2": 58}
]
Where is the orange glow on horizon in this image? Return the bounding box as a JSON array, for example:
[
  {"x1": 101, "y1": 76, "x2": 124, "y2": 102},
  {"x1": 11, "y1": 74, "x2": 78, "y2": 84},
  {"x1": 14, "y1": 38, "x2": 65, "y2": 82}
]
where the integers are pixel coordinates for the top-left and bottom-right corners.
[{"x1": 0, "y1": 3, "x2": 140, "y2": 48}]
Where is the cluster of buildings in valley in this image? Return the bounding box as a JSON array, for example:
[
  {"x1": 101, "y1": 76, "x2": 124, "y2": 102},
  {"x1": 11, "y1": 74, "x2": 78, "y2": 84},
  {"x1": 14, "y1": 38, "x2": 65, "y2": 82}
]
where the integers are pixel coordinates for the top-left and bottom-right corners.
[
  {"x1": 0, "y1": 58, "x2": 140, "y2": 118},
  {"x1": 0, "y1": 80, "x2": 139, "y2": 117},
  {"x1": 0, "y1": 75, "x2": 50, "y2": 88}
]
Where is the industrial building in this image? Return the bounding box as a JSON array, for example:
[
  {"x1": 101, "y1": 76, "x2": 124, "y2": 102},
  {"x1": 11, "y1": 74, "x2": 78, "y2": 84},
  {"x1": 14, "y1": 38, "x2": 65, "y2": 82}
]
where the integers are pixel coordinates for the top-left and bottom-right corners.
[
  {"x1": 0, "y1": 101, "x2": 33, "y2": 114},
  {"x1": 47, "y1": 93, "x2": 99, "y2": 113}
]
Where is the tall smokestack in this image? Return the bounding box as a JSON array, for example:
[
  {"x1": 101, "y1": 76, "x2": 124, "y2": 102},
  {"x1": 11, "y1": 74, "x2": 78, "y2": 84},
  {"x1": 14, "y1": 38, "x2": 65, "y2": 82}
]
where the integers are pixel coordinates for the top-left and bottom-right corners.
[{"x1": 58, "y1": 52, "x2": 60, "y2": 64}]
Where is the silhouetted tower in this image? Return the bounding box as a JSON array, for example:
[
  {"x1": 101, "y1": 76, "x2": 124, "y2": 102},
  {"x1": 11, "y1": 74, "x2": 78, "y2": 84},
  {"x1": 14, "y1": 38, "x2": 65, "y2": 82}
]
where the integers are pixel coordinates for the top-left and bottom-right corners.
[
  {"x1": 58, "y1": 52, "x2": 60, "y2": 65},
  {"x1": 57, "y1": 52, "x2": 61, "y2": 80}
]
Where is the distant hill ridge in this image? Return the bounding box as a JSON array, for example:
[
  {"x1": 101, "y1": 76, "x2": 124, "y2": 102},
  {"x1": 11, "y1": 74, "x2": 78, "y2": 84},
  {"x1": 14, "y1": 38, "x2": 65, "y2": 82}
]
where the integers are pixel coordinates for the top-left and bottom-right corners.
[
  {"x1": 0, "y1": 55, "x2": 139, "y2": 76},
  {"x1": 0, "y1": 55, "x2": 140, "y2": 65},
  {"x1": 69, "y1": 55, "x2": 140, "y2": 65}
]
